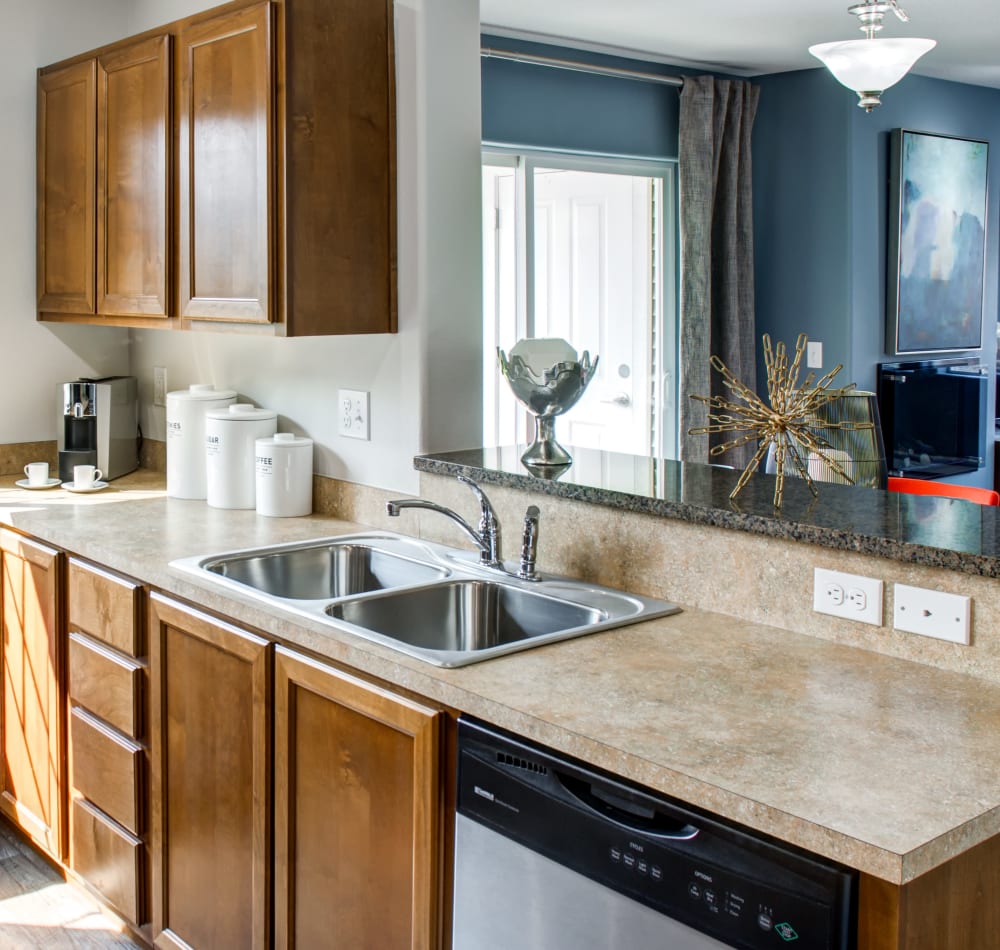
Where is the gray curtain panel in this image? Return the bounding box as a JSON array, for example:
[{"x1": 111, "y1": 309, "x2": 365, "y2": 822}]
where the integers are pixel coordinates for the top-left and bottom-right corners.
[{"x1": 678, "y1": 76, "x2": 760, "y2": 467}]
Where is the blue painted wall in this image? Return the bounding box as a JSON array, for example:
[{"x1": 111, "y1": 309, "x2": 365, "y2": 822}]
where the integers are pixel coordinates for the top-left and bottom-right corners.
[
  {"x1": 754, "y1": 69, "x2": 1000, "y2": 487},
  {"x1": 481, "y1": 34, "x2": 689, "y2": 159}
]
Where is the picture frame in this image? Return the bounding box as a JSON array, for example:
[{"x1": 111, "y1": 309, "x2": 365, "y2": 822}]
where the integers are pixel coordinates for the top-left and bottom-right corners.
[{"x1": 886, "y1": 129, "x2": 989, "y2": 356}]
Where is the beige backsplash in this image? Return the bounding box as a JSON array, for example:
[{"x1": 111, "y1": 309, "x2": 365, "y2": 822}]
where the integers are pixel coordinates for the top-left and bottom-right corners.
[
  {"x1": 379, "y1": 471, "x2": 1000, "y2": 684},
  {"x1": 0, "y1": 441, "x2": 57, "y2": 475}
]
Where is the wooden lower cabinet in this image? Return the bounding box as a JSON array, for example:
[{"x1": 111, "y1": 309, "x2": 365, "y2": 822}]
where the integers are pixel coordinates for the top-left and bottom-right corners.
[
  {"x1": 148, "y1": 593, "x2": 270, "y2": 950},
  {"x1": 0, "y1": 530, "x2": 64, "y2": 860},
  {"x1": 273, "y1": 647, "x2": 443, "y2": 950}
]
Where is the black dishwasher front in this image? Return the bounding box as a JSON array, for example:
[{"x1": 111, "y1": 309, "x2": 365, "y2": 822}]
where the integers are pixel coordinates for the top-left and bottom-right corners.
[{"x1": 453, "y1": 717, "x2": 856, "y2": 950}]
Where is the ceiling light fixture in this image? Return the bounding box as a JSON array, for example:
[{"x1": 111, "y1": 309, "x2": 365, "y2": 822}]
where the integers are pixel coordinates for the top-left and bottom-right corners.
[{"x1": 808, "y1": 1, "x2": 936, "y2": 112}]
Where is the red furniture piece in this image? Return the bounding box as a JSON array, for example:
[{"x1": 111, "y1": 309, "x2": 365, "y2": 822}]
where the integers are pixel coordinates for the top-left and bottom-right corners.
[{"x1": 887, "y1": 476, "x2": 1000, "y2": 506}]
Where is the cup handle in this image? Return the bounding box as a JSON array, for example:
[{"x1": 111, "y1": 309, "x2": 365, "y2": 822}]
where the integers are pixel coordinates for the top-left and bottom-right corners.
[
  {"x1": 93, "y1": 470, "x2": 103, "y2": 483},
  {"x1": 23, "y1": 465, "x2": 30, "y2": 478}
]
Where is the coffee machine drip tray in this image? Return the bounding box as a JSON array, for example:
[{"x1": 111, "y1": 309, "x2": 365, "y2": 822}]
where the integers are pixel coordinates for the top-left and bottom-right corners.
[{"x1": 57, "y1": 376, "x2": 139, "y2": 482}]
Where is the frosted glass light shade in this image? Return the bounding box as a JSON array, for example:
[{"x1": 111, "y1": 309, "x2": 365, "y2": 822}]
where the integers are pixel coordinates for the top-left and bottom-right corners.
[{"x1": 809, "y1": 37, "x2": 936, "y2": 93}]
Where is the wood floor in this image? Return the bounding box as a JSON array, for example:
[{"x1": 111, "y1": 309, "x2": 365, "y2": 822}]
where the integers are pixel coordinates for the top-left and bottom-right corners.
[{"x1": 0, "y1": 819, "x2": 142, "y2": 948}]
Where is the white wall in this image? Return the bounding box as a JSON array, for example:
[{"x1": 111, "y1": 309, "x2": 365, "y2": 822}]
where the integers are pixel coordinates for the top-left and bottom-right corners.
[
  {"x1": 0, "y1": 0, "x2": 136, "y2": 443},
  {"x1": 127, "y1": 0, "x2": 484, "y2": 494}
]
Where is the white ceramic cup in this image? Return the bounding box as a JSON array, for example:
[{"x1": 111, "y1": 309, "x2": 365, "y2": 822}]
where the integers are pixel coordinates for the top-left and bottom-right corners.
[
  {"x1": 24, "y1": 462, "x2": 49, "y2": 486},
  {"x1": 73, "y1": 465, "x2": 103, "y2": 489}
]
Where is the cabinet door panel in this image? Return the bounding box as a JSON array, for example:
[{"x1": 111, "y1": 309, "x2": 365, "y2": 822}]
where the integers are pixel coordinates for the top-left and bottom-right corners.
[
  {"x1": 97, "y1": 35, "x2": 171, "y2": 317},
  {"x1": 37, "y1": 60, "x2": 96, "y2": 314},
  {"x1": 274, "y1": 647, "x2": 441, "y2": 950},
  {"x1": 0, "y1": 531, "x2": 64, "y2": 860},
  {"x1": 149, "y1": 593, "x2": 270, "y2": 950},
  {"x1": 178, "y1": 2, "x2": 273, "y2": 322}
]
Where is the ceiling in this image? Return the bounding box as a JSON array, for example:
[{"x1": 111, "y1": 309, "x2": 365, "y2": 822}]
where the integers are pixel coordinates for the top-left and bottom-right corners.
[{"x1": 480, "y1": 0, "x2": 1000, "y2": 89}]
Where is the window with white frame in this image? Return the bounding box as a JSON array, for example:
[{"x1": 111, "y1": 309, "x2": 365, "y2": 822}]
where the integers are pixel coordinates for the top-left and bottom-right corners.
[{"x1": 482, "y1": 151, "x2": 678, "y2": 462}]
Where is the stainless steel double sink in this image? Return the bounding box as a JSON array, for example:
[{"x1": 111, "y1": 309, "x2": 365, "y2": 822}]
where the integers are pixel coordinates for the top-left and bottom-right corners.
[{"x1": 170, "y1": 532, "x2": 679, "y2": 667}]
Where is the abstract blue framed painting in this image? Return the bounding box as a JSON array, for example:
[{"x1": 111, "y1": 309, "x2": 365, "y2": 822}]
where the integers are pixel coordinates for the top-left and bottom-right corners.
[{"x1": 886, "y1": 129, "x2": 988, "y2": 355}]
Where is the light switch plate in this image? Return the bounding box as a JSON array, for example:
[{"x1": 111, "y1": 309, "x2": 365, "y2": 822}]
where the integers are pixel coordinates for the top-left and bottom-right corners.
[
  {"x1": 893, "y1": 584, "x2": 970, "y2": 644},
  {"x1": 338, "y1": 389, "x2": 370, "y2": 440},
  {"x1": 806, "y1": 341, "x2": 823, "y2": 369},
  {"x1": 153, "y1": 366, "x2": 167, "y2": 407}
]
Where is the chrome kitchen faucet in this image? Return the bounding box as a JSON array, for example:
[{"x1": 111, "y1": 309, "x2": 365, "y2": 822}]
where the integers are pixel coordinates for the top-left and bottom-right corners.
[{"x1": 386, "y1": 475, "x2": 541, "y2": 580}]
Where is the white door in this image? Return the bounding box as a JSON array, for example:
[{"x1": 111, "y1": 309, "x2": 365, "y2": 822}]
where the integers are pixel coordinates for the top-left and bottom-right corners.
[{"x1": 533, "y1": 168, "x2": 652, "y2": 455}]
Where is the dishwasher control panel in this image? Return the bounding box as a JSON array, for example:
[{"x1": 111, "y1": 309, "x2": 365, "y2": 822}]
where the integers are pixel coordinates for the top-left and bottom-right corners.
[{"x1": 457, "y1": 718, "x2": 856, "y2": 950}]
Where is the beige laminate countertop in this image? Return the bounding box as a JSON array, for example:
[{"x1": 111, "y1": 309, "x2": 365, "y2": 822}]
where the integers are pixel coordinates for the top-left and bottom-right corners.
[{"x1": 2, "y1": 471, "x2": 999, "y2": 886}]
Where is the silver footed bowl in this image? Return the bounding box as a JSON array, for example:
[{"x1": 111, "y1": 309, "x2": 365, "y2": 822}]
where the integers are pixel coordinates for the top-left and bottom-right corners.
[{"x1": 497, "y1": 349, "x2": 599, "y2": 468}]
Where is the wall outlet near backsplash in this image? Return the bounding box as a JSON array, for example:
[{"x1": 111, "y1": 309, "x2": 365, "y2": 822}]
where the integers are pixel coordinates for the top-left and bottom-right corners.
[{"x1": 813, "y1": 568, "x2": 883, "y2": 625}]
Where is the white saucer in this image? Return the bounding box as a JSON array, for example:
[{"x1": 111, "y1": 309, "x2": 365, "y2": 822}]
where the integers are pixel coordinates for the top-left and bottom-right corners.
[
  {"x1": 15, "y1": 478, "x2": 62, "y2": 490},
  {"x1": 61, "y1": 481, "x2": 109, "y2": 494}
]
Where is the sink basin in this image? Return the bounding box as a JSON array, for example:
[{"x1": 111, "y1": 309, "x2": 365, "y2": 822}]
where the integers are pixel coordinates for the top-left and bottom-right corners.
[
  {"x1": 328, "y1": 579, "x2": 604, "y2": 653},
  {"x1": 182, "y1": 536, "x2": 448, "y2": 601},
  {"x1": 171, "y1": 531, "x2": 679, "y2": 667},
  {"x1": 326, "y1": 576, "x2": 678, "y2": 667}
]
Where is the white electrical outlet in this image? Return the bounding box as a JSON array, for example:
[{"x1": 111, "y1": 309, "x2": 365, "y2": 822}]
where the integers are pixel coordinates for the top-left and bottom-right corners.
[
  {"x1": 338, "y1": 389, "x2": 370, "y2": 440},
  {"x1": 806, "y1": 341, "x2": 823, "y2": 368},
  {"x1": 813, "y1": 568, "x2": 883, "y2": 625},
  {"x1": 893, "y1": 584, "x2": 970, "y2": 644},
  {"x1": 153, "y1": 366, "x2": 168, "y2": 407}
]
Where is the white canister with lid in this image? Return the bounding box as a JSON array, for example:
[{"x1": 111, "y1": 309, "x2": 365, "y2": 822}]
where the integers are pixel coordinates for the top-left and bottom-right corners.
[
  {"x1": 255, "y1": 433, "x2": 313, "y2": 517},
  {"x1": 166, "y1": 384, "x2": 238, "y2": 499},
  {"x1": 205, "y1": 404, "x2": 278, "y2": 509}
]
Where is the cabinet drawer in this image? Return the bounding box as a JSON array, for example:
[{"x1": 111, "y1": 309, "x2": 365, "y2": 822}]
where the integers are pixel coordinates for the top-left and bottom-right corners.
[
  {"x1": 71, "y1": 796, "x2": 143, "y2": 925},
  {"x1": 69, "y1": 632, "x2": 143, "y2": 738},
  {"x1": 69, "y1": 558, "x2": 143, "y2": 657},
  {"x1": 71, "y1": 706, "x2": 143, "y2": 835}
]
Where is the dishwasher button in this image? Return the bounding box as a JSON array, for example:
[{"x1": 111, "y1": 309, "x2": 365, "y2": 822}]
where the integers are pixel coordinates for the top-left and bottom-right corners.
[
  {"x1": 687, "y1": 882, "x2": 701, "y2": 899},
  {"x1": 758, "y1": 912, "x2": 773, "y2": 931},
  {"x1": 609, "y1": 847, "x2": 622, "y2": 863},
  {"x1": 650, "y1": 865, "x2": 663, "y2": 881},
  {"x1": 623, "y1": 853, "x2": 636, "y2": 869},
  {"x1": 636, "y1": 860, "x2": 649, "y2": 875}
]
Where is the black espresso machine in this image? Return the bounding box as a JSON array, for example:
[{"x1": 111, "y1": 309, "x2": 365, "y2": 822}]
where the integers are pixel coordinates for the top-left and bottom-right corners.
[{"x1": 58, "y1": 376, "x2": 140, "y2": 483}]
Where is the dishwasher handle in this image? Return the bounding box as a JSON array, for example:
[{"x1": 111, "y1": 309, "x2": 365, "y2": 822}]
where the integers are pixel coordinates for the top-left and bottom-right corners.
[{"x1": 558, "y1": 772, "x2": 700, "y2": 841}]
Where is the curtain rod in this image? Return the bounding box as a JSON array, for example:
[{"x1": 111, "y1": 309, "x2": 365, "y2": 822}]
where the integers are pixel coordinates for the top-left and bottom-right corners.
[{"x1": 481, "y1": 47, "x2": 685, "y2": 88}]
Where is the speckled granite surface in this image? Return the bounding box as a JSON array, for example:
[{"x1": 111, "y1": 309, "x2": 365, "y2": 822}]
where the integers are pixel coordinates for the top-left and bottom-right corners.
[
  {"x1": 2, "y1": 471, "x2": 1000, "y2": 885},
  {"x1": 416, "y1": 447, "x2": 1000, "y2": 577}
]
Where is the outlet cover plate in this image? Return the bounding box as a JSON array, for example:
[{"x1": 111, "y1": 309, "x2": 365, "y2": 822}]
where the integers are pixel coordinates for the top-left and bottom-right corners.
[
  {"x1": 813, "y1": 567, "x2": 883, "y2": 625},
  {"x1": 893, "y1": 584, "x2": 970, "y2": 644},
  {"x1": 338, "y1": 389, "x2": 370, "y2": 440}
]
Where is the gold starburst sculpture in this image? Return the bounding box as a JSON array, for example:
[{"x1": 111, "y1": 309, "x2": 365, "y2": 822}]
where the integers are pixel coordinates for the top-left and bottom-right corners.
[{"x1": 689, "y1": 334, "x2": 874, "y2": 507}]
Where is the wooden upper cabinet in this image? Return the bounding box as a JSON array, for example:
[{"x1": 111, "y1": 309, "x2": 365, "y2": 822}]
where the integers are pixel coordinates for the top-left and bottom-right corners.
[
  {"x1": 37, "y1": 0, "x2": 396, "y2": 334},
  {"x1": 283, "y1": 0, "x2": 397, "y2": 334},
  {"x1": 178, "y1": 3, "x2": 273, "y2": 323},
  {"x1": 97, "y1": 35, "x2": 171, "y2": 318},
  {"x1": 37, "y1": 60, "x2": 96, "y2": 314}
]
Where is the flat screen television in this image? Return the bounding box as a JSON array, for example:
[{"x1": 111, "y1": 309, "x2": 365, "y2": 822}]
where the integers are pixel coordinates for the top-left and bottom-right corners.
[{"x1": 877, "y1": 358, "x2": 987, "y2": 479}]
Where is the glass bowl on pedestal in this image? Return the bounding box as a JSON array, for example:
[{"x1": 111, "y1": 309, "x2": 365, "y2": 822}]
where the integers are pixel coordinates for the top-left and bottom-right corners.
[{"x1": 498, "y1": 338, "x2": 598, "y2": 472}]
